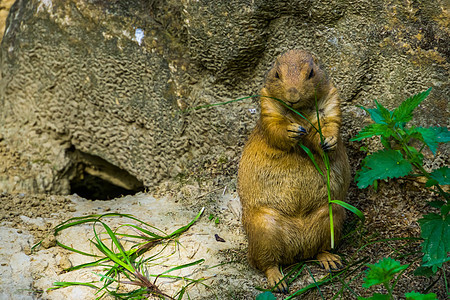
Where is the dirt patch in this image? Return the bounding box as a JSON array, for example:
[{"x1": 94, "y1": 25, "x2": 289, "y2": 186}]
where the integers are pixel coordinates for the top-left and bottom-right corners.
[{"x1": 0, "y1": 193, "x2": 75, "y2": 241}]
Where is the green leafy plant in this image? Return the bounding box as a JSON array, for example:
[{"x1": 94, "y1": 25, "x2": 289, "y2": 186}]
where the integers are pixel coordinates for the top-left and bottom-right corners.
[
  {"x1": 358, "y1": 258, "x2": 437, "y2": 300},
  {"x1": 36, "y1": 209, "x2": 207, "y2": 299},
  {"x1": 256, "y1": 291, "x2": 277, "y2": 300},
  {"x1": 351, "y1": 88, "x2": 450, "y2": 274}
]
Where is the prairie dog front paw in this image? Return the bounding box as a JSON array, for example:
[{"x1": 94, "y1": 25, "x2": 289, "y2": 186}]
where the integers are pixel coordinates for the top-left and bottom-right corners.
[
  {"x1": 287, "y1": 123, "x2": 307, "y2": 142},
  {"x1": 321, "y1": 136, "x2": 337, "y2": 152}
]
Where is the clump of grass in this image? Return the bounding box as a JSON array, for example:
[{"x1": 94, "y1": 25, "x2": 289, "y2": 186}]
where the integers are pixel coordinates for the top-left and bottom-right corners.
[{"x1": 35, "y1": 208, "x2": 207, "y2": 299}]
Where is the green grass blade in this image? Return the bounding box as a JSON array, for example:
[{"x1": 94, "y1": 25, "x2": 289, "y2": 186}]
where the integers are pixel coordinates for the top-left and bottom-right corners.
[
  {"x1": 56, "y1": 212, "x2": 167, "y2": 235},
  {"x1": 147, "y1": 273, "x2": 206, "y2": 282},
  {"x1": 66, "y1": 257, "x2": 109, "y2": 271},
  {"x1": 157, "y1": 259, "x2": 205, "y2": 277},
  {"x1": 167, "y1": 207, "x2": 205, "y2": 239},
  {"x1": 92, "y1": 223, "x2": 135, "y2": 274},
  {"x1": 55, "y1": 241, "x2": 100, "y2": 258},
  {"x1": 306, "y1": 264, "x2": 325, "y2": 300},
  {"x1": 54, "y1": 218, "x2": 101, "y2": 233},
  {"x1": 331, "y1": 200, "x2": 365, "y2": 223},
  {"x1": 285, "y1": 274, "x2": 328, "y2": 299},
  {"x1": 97, "y1": 213, "x2": 168, "y2": 235},
  {"x1": 92, "y1": 272, "x2": 118, "y2": 283},
  {"x1": 188, "y1": 94, "x2": 320, "y2": 134},
  {"x1": 113, "y1": 232, "x2": 156, "y2": 240},
  {"x1": 49, "y1": 281, "x2": 99, "y2": 290},
  {"x1": 187, "y1": 95, "x2": 259, "y2": 112},
  {"x1": 267, "y1": 96, "x2": 319, "y2": 133},
  {"x1": 300, "y1": 144, "x2": 324, "y2": 177},
  {"x1": 54, "y1": 213, "x2": 133, "y2": 233},
  {"x1": 97, "y1": 220, "x2": 136, "y2": 273},
  {"x1": 119, "y1": 224, "x2": 165, "y2": 239},
  {"x1": 284, "y1": 262, "x2": 306, "y2": 286}
]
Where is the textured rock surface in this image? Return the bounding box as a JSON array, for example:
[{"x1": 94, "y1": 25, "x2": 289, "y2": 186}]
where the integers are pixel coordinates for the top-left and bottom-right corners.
[{"x1": 0, "y1": 0, "x2": 448, "y2": 194}]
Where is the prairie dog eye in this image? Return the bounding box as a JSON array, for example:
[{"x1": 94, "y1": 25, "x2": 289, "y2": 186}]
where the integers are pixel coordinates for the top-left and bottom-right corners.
[
  {"x1": 275, "y1": 70, "x2": 281, "y2": 79},
  {"x1": 308, "y1": 68, "x2": 314, "y2": 79}
]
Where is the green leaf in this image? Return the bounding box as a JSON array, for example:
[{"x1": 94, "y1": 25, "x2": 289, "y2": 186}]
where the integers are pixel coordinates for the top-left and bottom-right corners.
[
  {"x1": 362, "y1": 258, "x2": 409, "y2": 288},
  {"x1": 375, "y1": 100, "x2": 393, "y2": 124},
  {"x1": 359, "y1": 100, "x2": 393, "y2": 125},
  {"x1": 98, "y1": 221, "x2": 135, "y2": 273},
  {"x1": 373, "y1": 180, "x2": 378, "y2": 191},
  {"x1": 256, "y1": 292, "x2": 277, "y2": 300},
  {"x1": 417, "y1": 213, "x2": 450, "y2": 273},
  {"x1": 441, "y1": 204, "x2": 450, "y2": 216},
  {"x1": 427, "y1": 167, "x2": 450, "y2": 186},
  {"x1": 380, "y1": 136, "x2": 392, "y2": 150},
  {"x1": 355, "y1": 149, "x2": 413, "y2": 189},
  {"x1": 167, "y1": 207, "x2": 205, "y2": 239},
  {"x1": 409, "y1": 127, "x2": 449, "y2": 155},
  {"x1": 49, "y1": 281, "x2": 99, "y2": 291},
  {"x1": 157, "y1": 259, "x2": 205, "y2": 277},
  {"x1": 392, "y1": 88, "x2": 431, "y2": 124},
  {"x1": 425, "y1": 179, "x2": 439, "y2": 188},
  {"x1": 405, "y1": 291, "x2": 437, "y2": 300},
  {"x1": 331, "y1": 200, "x2": 365, "y2": 223},
  {"x1": 436, "y1": 127, "x2": 450, "y2": 143},
  {"x1": 405, "y1": 145, "x2": 424, "y2": 166},
  {"x1": 360, "y1": 146, "x2": 369, "y2": 152},
  {"x1": 427, "y1": 201, "x2": 445, "y2": 209},
  {"x1": 300, "y1": 143, "x2": 324, "y2": 177},
  {"x1": 358, "y1": 294, "x2": 391, "y2": 300},
  {"x1": 413, "y1": 266, "x2": 434, "y2": 277},
  {"x1": 351, "y1": 124, "x2": 395, "y2": 141}
]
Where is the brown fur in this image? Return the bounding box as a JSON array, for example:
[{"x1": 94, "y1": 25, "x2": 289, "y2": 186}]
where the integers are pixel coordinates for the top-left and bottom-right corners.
[{"x1": 238, "y1": 50, "x2": 351, "y2": 292}]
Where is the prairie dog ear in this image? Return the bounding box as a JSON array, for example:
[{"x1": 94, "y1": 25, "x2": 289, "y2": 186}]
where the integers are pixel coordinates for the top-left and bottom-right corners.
[{"x1": 311, "y1": 53, "x2": 319, "y2": 64}]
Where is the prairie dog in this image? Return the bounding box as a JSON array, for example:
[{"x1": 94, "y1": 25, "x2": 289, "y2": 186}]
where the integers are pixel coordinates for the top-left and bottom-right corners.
[{"x1": 238, "y1": 49, "x2": 350, "y2": 293}]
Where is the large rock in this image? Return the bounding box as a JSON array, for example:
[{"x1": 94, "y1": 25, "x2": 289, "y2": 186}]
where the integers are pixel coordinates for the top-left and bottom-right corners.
[{"x1": 0, "y1": 0, "x2": 448, "y2": 196}]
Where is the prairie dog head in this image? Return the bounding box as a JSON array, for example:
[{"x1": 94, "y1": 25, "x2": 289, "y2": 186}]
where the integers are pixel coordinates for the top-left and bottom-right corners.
[{"x1": 262, "y1": 50, "x2": 329, "y2": 109}]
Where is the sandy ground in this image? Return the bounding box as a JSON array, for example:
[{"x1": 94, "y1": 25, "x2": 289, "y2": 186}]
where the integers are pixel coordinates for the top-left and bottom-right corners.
[{"x1": 0, "y1": 189, "x2": 258, "y2": 299}]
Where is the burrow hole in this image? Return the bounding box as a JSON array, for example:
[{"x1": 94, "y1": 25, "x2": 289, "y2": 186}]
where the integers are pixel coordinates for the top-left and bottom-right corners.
[{"x1": 69, "y1": 150, "x2": 144, "y2": 200}]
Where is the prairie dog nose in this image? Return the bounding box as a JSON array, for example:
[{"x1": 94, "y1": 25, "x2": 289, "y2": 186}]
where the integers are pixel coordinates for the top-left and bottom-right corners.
[
  {"x1": 286, "y1": 87, "x2": 299, "y2": 102},
  {"x1": 287, "y1": 87, "x2": 298, "y2": 95}
]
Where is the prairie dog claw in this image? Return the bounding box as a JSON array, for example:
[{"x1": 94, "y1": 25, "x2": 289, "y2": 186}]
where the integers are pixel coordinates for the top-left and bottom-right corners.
[
  {"x1": 321, "y1": 136, "x2": 337, "y2": 152},
  {"x1": 317, "y1": 251, "x2": 344, "y2": 271},
  {"x1": 287, "y1": 123, "x2": 307, "y2": 140}
]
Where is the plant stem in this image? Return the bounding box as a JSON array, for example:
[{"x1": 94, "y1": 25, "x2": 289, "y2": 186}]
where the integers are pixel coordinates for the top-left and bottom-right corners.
[
  {"x1": 384, "y1": 282, "x2": 394, "y2": 300},
  {"x1": 396, "y1": 129, "x2": 449, "y2": 202},
  {"x1": 314, "y1": 96, "x2": 335, "y2": 249},
  {"x1": 325, "y1": 153, "x2": 334, "y2": 249}
]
